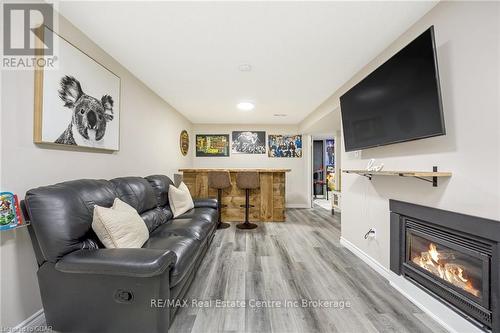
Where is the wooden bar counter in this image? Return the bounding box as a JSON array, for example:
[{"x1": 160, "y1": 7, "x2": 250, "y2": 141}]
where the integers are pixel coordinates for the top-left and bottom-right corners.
[{"x1": 179, "y1": 168, "x2": 290, "y2": 222}]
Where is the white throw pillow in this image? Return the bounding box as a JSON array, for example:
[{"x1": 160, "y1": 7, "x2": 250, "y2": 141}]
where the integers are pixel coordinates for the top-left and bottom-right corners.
[
  {"x1": 168, "y1": 182, "x2": 194, "y2": 218},
  {"x1": 92, "y1": 198, "x2": 149, "y2": 248}
]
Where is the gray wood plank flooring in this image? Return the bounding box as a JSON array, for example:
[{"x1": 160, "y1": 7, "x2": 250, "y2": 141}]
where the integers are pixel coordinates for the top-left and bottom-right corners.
[{"x1": 170, "y1": 207, "x2": 447, "y2": 333}]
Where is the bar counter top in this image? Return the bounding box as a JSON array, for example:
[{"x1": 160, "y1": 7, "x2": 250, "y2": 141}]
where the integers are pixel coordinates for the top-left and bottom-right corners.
[{"x1": 179, "y1": 168, "x2": 291, "y2": 173}]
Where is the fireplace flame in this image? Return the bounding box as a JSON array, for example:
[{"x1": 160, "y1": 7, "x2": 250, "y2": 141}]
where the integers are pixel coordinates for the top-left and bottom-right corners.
[
  {"x1": 428, "y1": 243, "x2": 440, "y2": 262},
  {"x1": 412, "y1": 242, "x2": 480, "y2": 298}
]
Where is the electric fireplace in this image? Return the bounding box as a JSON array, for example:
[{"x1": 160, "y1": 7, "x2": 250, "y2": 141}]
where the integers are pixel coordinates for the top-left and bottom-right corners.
[{"x1": 390, "y1": 200, "x2": 500, "y2": 332}]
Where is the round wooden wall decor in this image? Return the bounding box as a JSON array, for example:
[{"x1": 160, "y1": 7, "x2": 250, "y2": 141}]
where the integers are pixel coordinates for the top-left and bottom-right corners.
[{"x1": 180, "y1": 130, "x2": 189, "y2": 156}]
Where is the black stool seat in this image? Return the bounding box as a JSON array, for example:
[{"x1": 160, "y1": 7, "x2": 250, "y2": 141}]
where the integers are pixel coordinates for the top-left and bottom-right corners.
[{"x1": 236, "y1": 172, "x2": 259, "y2": 230}]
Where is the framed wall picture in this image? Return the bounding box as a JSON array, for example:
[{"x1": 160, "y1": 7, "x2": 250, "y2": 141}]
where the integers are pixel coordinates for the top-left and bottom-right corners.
[
  {"x1": 34, "y1": 28, "x2": 121, "y2": 151},
  {"x1": 180, "y1": 130, "x2": 189, "y2": 156},
  {"x1": 196, "y1": 134, "x2": 230, "y2": 157},
  {"x1": 268, "y1": 134, "x2": 303, "y2": 157},
  {"x1": 231, "y1": 131, "x2": 266, "y2": 154}
]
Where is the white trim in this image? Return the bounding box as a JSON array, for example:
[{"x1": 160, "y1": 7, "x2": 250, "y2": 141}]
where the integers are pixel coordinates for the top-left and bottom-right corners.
[
  {"x1": 286, "y1": 203, "x2": 310, "y2": 209},
  {"x1": 340, "y1": 237, "x2": 482, "y2": 333},
  {"x1": 339, "y1": 237, "x2": 390, "y2": 279},
  {"x1": 13, "y1": 309, "x2": 45, "y2": 330}
]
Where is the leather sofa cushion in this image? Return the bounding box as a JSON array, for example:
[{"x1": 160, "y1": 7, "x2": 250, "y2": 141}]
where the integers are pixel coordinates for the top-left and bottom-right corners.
[
  {"x1": 176, "y1": 207, "x2": 218, "y2": 222},
  {"x1": 157, "y1": 218, "x2": 215, "y2": 241},
  {"x1": 161, "y1": 206, "x2": 174, "y2": 221},
  {"x1": 142, "y1": 231, "x2": 200, "y2": 287},
  {"x1": 140, "y1": 207, "x2": 168, "y2": 232},
  {"x1": 146, "y1": 175, "x2": 174, "y2": 207},
  {"x1": 110, "y1": 177, "x2": 157, "y2": 214},
  {"x1": 25, "y1": 179, "x2": 117, "y2": 262}
]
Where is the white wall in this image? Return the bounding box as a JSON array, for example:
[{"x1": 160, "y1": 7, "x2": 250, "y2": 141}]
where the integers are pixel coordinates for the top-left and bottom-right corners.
[
  {"x1": 192, "y1": 124, "x2": 310, "y2": 208},
  {"x1": 341, "y1": 0, "x2": 499, "y2": 269},
  {"x1": 0, "y1": 14, "x2": 193, "y2": 328},
  {"x1": 302, "y1": 2, "x2": 499, "y2": 331}
]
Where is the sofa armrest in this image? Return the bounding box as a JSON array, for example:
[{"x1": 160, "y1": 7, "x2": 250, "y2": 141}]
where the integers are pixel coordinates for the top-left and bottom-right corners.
[
  {"x1": 193, "y1": 198, "x2": 218, "y2": 209},
  {"x1": 55, "y1": 248, "x2": 177, "y2": 278}
]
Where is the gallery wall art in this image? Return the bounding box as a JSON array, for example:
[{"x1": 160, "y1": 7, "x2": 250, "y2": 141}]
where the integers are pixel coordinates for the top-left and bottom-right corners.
[
  {"x1": 268, "y1": 134, "x2": 303, "y2": 157},
  {"x1": 180, "y1": 130, "x2": 189, "y2": 156},
  {"x1": 231, "y1": 131, "x2": 266, "y2": 154},
  {"x1": 34, "y1": 28, "x2": 121, "y2": 151},
  {"x1": 196, "y1": 134, "x2": 230, "y2": 157}
]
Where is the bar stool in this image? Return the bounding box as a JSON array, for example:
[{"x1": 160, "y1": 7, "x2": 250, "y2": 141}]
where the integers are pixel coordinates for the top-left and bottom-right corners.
[
  {"x1": 236, "y1": 172, "x2": 259, "y2": 230},
  {"x1": 208, "y1": 171, "x2": 231, "y2": 229}
]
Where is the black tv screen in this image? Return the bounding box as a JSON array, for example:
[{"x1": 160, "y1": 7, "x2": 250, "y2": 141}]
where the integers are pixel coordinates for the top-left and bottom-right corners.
[{"x1": 340, "y1": 26, "x2": 445, "y2": 152}]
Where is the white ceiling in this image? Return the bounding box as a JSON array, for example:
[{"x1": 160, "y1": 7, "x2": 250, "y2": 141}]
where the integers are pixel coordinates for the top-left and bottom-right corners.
[{"x1": 59, "y1": 1, "x2": 437, "y2": 125}]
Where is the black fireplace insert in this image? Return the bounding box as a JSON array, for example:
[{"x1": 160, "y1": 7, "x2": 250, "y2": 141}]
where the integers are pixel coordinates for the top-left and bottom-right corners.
[{"x1": 390, "y1": 200, "x2": 500, "y2": 332}]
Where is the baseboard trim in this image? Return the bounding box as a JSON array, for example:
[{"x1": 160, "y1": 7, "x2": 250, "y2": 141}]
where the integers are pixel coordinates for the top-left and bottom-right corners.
[
  {"x1": 388, "y1": 278, "x2": 462, "y2": 333},
  {"x1": 339, "y1": 237, "x2": 390, "y2": 280},
  {"x1": 13, "y1": 309, "x2": 45, "y2": 330},
  {"x1": 286, "y1": 203, "x2": 310, "y2": 209},
  {"x1": 339, "y1": 236, "x2": 478, "y2": 333}
]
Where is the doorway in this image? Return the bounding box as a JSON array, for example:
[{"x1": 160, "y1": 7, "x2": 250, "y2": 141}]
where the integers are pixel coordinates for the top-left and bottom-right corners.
[
  {"x1": 303, "y1": 108, "x2": 342, "y2": 214},
  {"x1": 312, "y1": 136, "x2": 336, "y2": 212}
]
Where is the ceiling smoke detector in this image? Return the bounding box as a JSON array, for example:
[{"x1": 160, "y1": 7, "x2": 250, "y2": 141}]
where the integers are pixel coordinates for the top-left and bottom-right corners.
[
  {"x1": 238, "y1": 64, "x2": 252, "y2": 72},
  {"x1": 273, "y1": 113, "x2": 287, "y2": 117},
  {"x1": 237, "y1": 102, "x2": 255, "y2": 111}
]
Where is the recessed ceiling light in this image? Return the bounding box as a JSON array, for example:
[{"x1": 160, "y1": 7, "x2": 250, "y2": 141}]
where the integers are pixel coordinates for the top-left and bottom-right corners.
[
  {"x1": 237, "y1": 101, "x2": 255, "y2": 111},
  {"x1": 238, "y1": 64, "x2": 252, "y2": 72},
  {"x1": 273, "y1": 113, "x2": 287, "y2": 117}
]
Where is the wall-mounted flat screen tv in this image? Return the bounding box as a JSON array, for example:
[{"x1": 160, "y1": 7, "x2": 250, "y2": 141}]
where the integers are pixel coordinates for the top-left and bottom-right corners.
[{"x1": 340, "y1": 26, "x2": 445, "y2": 152}]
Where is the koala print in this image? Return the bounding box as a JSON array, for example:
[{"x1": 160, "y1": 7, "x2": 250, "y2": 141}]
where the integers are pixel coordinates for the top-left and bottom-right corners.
[{"x1": 55, "y1": 75, "x2": 114, "y2": 146}]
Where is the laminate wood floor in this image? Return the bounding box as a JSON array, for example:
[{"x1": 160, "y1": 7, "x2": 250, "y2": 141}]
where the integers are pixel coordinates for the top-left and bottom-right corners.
[{"x1": 170, "y1": 207, "x2": 447, "y2": 333}]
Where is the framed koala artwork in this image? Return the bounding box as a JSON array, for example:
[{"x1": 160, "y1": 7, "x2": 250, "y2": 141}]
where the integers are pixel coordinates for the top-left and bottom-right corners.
[{"x1": 34, "y1": 30, "x2": 120, "y2": 151}]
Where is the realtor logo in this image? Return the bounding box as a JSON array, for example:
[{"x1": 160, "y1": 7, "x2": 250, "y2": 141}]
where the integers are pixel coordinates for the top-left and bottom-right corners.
[{"x1": 3, "y1": 3, "x2": 54, "y2": 56}]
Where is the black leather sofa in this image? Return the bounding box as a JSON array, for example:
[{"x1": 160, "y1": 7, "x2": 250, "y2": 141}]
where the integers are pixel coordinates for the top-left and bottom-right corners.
[{"x1": 21, "y1": 175, "x2": 218, "y2": 333}]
